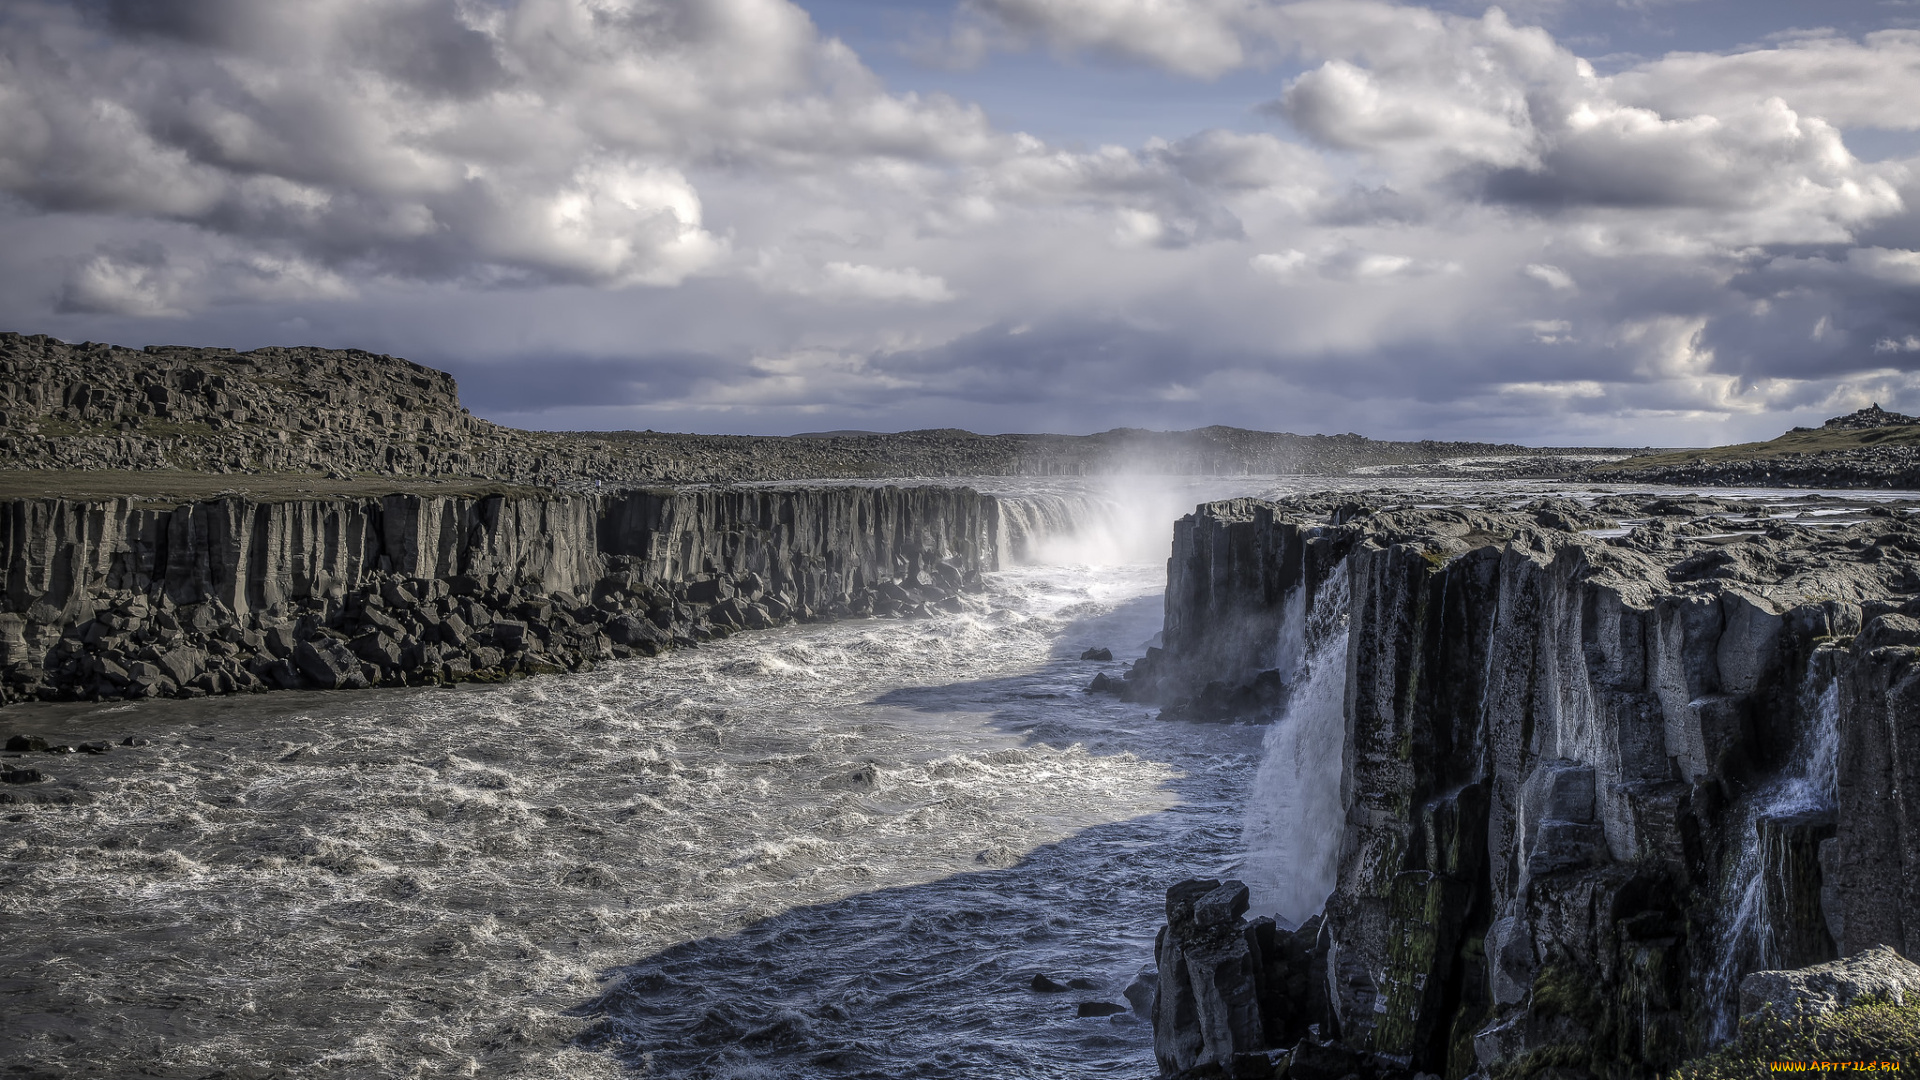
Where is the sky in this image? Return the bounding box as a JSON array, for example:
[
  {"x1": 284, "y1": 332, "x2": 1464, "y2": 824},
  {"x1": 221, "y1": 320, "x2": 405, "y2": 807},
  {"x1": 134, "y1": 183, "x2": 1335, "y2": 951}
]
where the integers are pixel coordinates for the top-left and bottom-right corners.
[{"x1": 4, "y1": 1, "x2": 1920, "y2": 445}]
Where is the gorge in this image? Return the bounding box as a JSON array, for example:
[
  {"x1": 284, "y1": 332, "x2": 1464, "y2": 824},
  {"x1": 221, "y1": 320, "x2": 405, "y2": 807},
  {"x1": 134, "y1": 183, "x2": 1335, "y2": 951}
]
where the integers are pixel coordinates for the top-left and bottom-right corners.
[{"x1": 4, "y1": 336, "x2": 1918, "y2": 1079}]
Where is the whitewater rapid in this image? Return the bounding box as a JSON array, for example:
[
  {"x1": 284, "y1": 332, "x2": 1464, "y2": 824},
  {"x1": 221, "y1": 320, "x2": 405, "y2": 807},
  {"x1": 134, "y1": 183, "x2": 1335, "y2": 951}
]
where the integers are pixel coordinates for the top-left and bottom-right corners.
[
  {"x1": 12, "y1": 474, "x2": 1882, "y2": 1078},
  {"x1": 0, "y1": 555, "x2": 1265, "y2": 1079}
]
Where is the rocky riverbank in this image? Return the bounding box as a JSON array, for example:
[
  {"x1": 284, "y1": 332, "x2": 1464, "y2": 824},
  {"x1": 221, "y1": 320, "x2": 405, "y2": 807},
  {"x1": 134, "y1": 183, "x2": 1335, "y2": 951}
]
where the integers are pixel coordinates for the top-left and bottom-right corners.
[
  {"x1": 0, "y1": 486, "x2": 995, "y2": 706},
  {"x1": 1139, "y1": 491, "x2": 1920, "y2": 1078}
]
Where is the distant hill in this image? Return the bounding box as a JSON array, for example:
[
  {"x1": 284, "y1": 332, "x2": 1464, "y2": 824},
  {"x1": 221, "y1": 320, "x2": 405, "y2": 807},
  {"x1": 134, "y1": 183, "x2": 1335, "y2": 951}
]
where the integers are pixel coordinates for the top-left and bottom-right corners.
[
  {"x1": 1593, "y1": 404, "x2": 1920, "y2": 489},
  {"x1": 2, "y1": 331, "x2": 1645, "y2": 499}
]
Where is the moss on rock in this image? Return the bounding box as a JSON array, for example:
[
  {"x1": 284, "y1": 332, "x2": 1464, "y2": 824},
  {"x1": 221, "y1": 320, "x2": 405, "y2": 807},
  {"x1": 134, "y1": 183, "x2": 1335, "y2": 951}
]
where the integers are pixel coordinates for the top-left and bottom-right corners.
[{"x1": 1669, "y1": 1000, "x2": 1920, "y2": 1079}]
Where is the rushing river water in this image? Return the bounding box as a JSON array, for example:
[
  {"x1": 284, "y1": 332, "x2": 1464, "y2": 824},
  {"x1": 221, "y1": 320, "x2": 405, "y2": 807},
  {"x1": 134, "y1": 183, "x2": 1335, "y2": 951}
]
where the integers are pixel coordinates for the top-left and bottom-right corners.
[
  {"x1": 5, "y1": 476, "x2": 1914, "y2": 1079},
  {"x1": 0, "y1": 477, "x2": 1276, "y2": 1080}
]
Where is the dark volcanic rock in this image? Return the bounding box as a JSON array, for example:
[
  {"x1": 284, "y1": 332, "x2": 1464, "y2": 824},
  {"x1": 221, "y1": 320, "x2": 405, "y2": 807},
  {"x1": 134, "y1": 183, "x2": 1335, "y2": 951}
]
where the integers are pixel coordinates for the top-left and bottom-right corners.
[
  {"x1": 0, "y1": 484, "x2": 996, "y2": 702},
  {"x1": 1147, "y1": 492, "x2": 1920, "y2": 1078},
  {"x1": 1738, "y1": 945, "x2": 1920, "y2": 1022},
  {"x1": 294, "y1": 638, "x2": 368, "y2": 691},
  {"x1": 1822, "y1": 403, "x2": 1919, "y2": 430}
]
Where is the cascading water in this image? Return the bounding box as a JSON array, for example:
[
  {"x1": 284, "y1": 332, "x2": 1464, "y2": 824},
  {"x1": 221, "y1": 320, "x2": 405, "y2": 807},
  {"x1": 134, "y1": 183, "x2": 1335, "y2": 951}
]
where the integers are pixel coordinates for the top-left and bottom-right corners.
[
  {"x1": 1706, "y1": 659, "x2": 1842, "y2": 1040},
  {"x1": 992, "y1": 491, "x2": 1183, "y2": 567},
  {"x1": 987, "y1": 476, "x2": 1249, "y2": 567},
  {"x1": 1268, "y1": 582, "x2": 1310, "y2": 684},
  {"x1": 994, "y1": 492, "x2": 1122, "y2": 564},
  {"x1": 1241, "y1": 563, "x2": 1351, "y2": 928}
]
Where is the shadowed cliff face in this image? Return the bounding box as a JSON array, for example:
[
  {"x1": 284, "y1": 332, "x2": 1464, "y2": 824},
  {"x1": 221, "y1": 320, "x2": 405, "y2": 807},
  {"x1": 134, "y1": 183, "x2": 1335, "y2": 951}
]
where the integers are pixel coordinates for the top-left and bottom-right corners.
[
  {"x1": 0, "y1": 486, "x2": 996, "y2": 705},
  {"x1": 1147, "y1": 492, "x2": 1920, "y2": 1078}
]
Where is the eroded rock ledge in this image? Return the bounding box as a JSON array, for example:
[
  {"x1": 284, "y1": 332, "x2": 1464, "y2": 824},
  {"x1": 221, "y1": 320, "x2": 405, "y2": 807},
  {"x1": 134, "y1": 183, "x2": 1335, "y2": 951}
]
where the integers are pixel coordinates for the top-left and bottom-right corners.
[
  {"x1": 0, "y1": 486, "x2": 996, "y2": 704},
  {"x1": 1146, "y1": 493, "x2": 1920, "y2": 1079}
]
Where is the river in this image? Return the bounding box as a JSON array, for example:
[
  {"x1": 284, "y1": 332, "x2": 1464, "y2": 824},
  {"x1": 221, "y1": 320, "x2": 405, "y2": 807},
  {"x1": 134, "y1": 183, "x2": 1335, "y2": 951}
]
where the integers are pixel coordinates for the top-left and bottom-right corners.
[{"x1": 3, "y1": 476, "x2": 1909, "y2": 1078}]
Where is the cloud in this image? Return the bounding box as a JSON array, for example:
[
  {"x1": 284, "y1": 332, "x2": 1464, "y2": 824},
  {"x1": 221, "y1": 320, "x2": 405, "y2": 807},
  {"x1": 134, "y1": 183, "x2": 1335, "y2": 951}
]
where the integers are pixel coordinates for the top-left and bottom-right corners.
[
  {"x1": 57, "y1": 243, "x2": 193, "y2": 317},
  {"x1": 1524, "y1": 263, "x2": 1576, "y2": 290},
  {"x1": 792, "y1": 262, "x2": 956, "y2": 303},
  {"x1": 1610, "y1": 31, "x2": 1920, "y2": 134},
  {"x1": 8, "y1": 0, "x2": 1920, "y2": 445},
  {"x1": 949, "y1": 0, "x2": 1267, "y2": 77},
  {"x1": 1249, "y1": 245, "x2": 1456, "y2": 281},
  {"x1": 0, "y1": 0, "x2": 1017, "y2": 291}
]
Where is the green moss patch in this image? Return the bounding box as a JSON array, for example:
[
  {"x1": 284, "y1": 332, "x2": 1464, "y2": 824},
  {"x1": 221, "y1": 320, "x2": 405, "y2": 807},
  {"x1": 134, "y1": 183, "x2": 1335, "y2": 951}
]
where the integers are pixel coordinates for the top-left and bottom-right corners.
[{"x1": 1669, "y1": 1001, "x2": 1920, "y2": 1079}]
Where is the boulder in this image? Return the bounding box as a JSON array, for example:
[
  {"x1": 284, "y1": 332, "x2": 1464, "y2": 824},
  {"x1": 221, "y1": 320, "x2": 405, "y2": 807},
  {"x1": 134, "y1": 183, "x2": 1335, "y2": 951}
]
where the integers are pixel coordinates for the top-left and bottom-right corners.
[
  {"x1": 293, "y1": 638, "x2": 368, "y2": 690},
  {"x1": 261, "y1": 657, "x2": 301, "y2": 690},
  {"x1": 154, "y1": 646, "x2": 206, "y2": 687},
  {"x1": 1125, "y1": 967, "x2": 1159, "y2": 1017},
  {"x1": 1081, "y1": 647, "x2": 1114, "y2": 661},
  {"x1": 2, "y1": 764, "x2": 45, "y2": 783},
  {"x1": 1155, "y1": 879, "x2": 1268, "y2": 1074},
  {"x1": 351, "y1": 632, "x2": 402, "y2": 670},
  {"x1": 1739, "y1": 945, "x2": 1920, "y2": 1022},
  {"x1": 264, "y1": 625, "x2": 298, "y2": 658},
  {"x1": 604, "y1": 615, "x2": 664, "y2": 648}
]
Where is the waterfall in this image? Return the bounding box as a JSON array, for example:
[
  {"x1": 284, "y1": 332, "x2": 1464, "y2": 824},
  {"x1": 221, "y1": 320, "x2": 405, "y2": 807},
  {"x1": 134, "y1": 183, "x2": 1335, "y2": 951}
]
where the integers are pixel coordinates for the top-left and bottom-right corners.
[
  {"x1": 1706, "y1": 662, "x2": 1842, "y2": 1041},
  {"x1": 1241, "y1": 563, "x2": 1351, "y2": 928},
  {"x1": 1269, "y1": 583, "x2": 1309, "y2": 685},
  {"x1": 991, "y1": 490, "x2": 1176, "y2": 566}
]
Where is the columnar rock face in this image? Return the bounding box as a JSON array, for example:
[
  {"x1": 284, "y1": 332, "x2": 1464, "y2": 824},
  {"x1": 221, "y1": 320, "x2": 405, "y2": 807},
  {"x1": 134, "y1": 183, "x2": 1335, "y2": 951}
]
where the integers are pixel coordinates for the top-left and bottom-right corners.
[
  {"x1": 1834, "y1": 614, "x2": 1920, "y2": 960},
  {"x1": 1147, "y1": 493, "x2": 1920, "y2": 1078},
  {"x1": 0, "y1": 485, "x2": 996, "y2": 702}
]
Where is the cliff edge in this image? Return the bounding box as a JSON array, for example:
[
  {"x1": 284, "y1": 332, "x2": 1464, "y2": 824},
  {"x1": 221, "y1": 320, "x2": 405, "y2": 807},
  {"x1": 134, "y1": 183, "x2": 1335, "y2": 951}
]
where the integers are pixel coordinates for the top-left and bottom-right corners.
[{"x1": 1144, "y1": 492, "x2": 1920, "y2": 1078}]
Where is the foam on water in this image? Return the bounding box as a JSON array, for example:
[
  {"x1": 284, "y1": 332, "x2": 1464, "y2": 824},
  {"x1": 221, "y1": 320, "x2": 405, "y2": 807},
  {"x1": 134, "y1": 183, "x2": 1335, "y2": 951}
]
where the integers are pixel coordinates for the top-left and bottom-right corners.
[
  {"x1": 1, "y1": 556, "x2": 1264, "y2": 1079},
  {"x1": 8, "y1": 476, "x2": 1897, "y2": 1076}
]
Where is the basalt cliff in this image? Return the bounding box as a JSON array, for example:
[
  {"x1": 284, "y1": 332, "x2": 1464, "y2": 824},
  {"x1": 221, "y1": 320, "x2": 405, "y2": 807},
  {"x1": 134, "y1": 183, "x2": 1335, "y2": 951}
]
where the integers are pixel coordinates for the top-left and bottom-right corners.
[
  {"x1": 0, "y1": 487, "x2": 996, "y2": 709},
  {"x1": 1140, "y1": 493, "x2": 1920, "y2": 1078}
]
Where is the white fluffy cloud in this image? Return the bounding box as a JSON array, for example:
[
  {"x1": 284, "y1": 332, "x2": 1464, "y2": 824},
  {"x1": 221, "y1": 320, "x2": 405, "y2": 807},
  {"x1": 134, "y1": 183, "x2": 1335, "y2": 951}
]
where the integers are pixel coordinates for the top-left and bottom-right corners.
[{"x1": 5, "y1": 0, "x2": 1920, "y2": 443}]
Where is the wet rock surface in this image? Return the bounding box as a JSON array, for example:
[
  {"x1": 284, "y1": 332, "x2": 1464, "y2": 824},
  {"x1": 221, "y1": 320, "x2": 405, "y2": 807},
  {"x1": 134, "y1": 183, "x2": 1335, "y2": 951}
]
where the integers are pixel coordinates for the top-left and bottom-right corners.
[
  {"x1": 1738, "y1": 945, "x2": 1920, "y2": 1022},
  {"x1": 1148, "y1": 491, "x2": 1920, "y2": 1078}
]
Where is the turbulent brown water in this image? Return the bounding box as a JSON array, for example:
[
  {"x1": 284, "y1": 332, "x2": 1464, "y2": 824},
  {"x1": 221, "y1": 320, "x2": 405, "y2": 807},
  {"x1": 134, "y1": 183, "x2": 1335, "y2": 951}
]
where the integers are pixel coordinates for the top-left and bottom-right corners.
[{"x1": 5, "y1": 477, "x2": 1911, "y2": 1079}]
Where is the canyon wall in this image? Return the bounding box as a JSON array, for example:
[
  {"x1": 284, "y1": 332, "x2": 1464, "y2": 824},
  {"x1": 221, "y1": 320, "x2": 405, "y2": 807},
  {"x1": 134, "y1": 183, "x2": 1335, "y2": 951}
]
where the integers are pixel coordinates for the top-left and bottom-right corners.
[
  {"x1": 0, "y1": 485, "x2": 997, "y2": 704},
  {"x1": 1147, "y1": 495, "x2": 1920, "y2": 1078}
]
